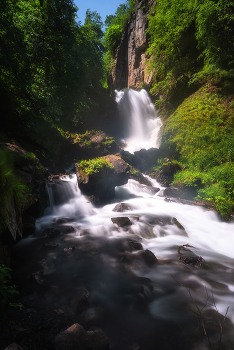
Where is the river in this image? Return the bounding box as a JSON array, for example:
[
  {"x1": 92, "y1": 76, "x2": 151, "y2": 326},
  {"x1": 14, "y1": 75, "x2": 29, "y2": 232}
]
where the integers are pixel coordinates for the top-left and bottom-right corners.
[{"x1": 12, "y1": 89, "x2": 234, "y2": 350}]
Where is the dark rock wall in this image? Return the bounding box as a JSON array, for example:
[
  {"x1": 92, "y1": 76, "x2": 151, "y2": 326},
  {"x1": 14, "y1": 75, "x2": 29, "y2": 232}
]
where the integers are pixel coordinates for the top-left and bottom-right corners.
[{"x1": 112, "y1": 0, "x2": 154, "y2": 90}]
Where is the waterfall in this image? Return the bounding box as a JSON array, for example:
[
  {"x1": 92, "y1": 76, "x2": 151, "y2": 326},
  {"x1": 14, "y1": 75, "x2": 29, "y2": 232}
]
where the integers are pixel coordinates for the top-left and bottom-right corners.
[
  {"x1": 115, "y1": 89, "x2": 162, "y2": 153},
  {"x1": 36, "y1": 175, "x2": 94, "y2": 233}
]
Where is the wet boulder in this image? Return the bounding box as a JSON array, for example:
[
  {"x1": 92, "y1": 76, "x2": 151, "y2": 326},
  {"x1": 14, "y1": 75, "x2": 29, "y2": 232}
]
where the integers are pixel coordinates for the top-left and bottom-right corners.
[
  {"x1": 72, "y1": 289, "x2": 90, "y2": 315},
  {"x1": 163, "y1": 182, "x2": 202, "y2": 201},
  {"x1": 128, "y1": 239, "x2": 143, "y2": 251},
  {"x1": 134, "y1": 148, "x2": 162, "y2": 171},
  {"x1": 112, "y1": 203, "x2": 132, "y2": 212},
  {"x1": 53, "y1": 323, "x2": 109, "y2": 350},
  {"x1": 120, "y1": 150, "x2": 144, "y2": 170},
  {"x1": 138, "y1": 249, "x2": 158, "y2": 267},
  {"x1": 171, "y1": 217, "x2": 185, "y2": 230},
  {"x1": 111, "y1": 217, "x2": 132, "y2": 227},
  {"x1": 153, "y1": 162, "x2": 182, "y2": 186},
  {"x1": 43, "y1": 227, "x2": 61, "y2": 238},
  {"x1": 76, "y1": 155, "x2": 130, "y2": 204}
]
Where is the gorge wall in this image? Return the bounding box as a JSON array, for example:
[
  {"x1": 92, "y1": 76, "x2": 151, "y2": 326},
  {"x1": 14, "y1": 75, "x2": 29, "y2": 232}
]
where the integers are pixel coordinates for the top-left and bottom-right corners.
[{"x1": 111, "y1": 1, "x2": 154, "y2": 90}]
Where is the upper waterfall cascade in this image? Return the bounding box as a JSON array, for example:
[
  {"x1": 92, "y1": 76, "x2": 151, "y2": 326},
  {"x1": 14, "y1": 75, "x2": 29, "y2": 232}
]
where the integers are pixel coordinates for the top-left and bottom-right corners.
[{"x1": 115, "y1": 89, "x2": 162, "y2": 153}]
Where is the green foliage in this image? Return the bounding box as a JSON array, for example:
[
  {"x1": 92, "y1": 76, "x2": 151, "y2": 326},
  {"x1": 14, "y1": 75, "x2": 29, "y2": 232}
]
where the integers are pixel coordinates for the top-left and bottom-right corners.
[
  {"x1": 172, "y1": 169, "x2": 204, "y2": 187},
  {"x1": 0, "y1": 0, "x2": 108, "y2": 136},
  {"x1": 0, "y1": 265, "x2": 19, "y2": 309},
  {"x1": 147, "y1": 0, "x2": 200, "y2": 113},
  {"x1": 79, "y1": 158, "x2": 114, "y2": 176},
  {"x1": 103, "y1": 0, "x2": 137, "y2": 79},
  {"x1": 0, "y1": 149, "x2": 27, "y2": 232},
  {"x1": 20, "y1": 152, "x2": 38, "y2": 166},
  {"x1": 104, "y1": 24, "x2": 123, "y2": 51},
  {"x1": 147, "y1": 0, "x2": 234, "y2": 115},
  {"x1": 195, "y1": 0, "x2": 234, "y2": 69},
  {"x1": 161, "y1": 83, "x2": 234, "y2": 218},
  {"x1": 0, "y1": 149, "x2": 27, "y2": 228}
]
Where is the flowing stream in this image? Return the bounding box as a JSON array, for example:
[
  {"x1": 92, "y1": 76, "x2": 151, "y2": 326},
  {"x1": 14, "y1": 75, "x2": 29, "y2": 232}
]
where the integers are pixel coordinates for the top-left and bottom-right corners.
[{"x1": 12, "y1": 90, "x2": 234, "y2": 350}]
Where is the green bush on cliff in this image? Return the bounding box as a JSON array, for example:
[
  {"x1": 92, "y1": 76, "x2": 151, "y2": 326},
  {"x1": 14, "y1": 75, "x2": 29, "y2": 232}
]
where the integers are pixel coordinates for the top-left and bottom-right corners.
[
  {"x1": 0, "y1": 149, "x2": 27, "y2": 232},
  {"x1": 103, "y1": 0, "x2": 137, "y2": 62}
]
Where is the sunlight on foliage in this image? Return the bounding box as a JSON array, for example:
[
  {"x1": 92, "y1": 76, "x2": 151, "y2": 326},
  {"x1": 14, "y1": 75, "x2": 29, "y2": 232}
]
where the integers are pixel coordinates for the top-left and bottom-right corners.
[{"x1": 79, "y1": 158, "x2": 114, "y2": 176}]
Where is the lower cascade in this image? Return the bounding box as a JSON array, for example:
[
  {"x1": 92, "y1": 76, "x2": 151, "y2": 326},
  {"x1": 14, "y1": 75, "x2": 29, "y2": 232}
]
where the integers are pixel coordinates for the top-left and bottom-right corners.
[{"x1": 10, "y1": 90, "x2": 234, "y2": 350}]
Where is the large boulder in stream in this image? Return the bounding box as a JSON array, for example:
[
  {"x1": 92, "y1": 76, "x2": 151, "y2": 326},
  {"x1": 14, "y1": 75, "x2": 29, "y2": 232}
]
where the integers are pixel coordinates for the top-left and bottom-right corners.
[{"x1": 76, "y1": 155, "x2": 130, "y2": 204}]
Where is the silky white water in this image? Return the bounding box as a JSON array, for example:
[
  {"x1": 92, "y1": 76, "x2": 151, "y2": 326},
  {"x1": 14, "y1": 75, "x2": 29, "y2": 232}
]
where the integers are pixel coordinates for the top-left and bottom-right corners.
[
  {"x1": 115, "y1": 89, "x2": 162, "y2": 153},
  {"x1": 19, "y1": 89, "x2": 234, "y2": 349}
]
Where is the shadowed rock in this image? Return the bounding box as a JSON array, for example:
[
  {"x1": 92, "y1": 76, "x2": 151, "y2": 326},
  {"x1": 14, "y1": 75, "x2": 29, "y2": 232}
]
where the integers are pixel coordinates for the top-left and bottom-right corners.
[{"x1": 53, "y1": 323, "x2": 109, "y2": 350}]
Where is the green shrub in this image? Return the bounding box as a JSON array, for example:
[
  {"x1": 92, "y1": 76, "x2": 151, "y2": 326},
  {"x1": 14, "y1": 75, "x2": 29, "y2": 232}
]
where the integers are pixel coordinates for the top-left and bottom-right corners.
[
  {"x1": 172, "y1": 169, "x2": 204, "y2": 187},
  {"x1": 104, "y1": 24, "x2": 123, "y2": 51},
  {"x1": 79, "y1": 157, "x2": 114, "y2": 176},
  {"x1": 0, "y1": 265, "x2": 19, "y2": 309},
  {"x1": 0, "y1": 149, "x2": 27, "y2": 232}
]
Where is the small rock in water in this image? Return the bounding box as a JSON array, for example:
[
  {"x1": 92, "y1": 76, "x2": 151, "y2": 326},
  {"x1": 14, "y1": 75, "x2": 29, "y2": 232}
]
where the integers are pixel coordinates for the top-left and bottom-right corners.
[
  {"x1": 138, "y1": 249, "x2": 158, "y2": 267},
  {"x1": 80, "y1": 229, "x2": 91, "y2": 236},
  {"x1": 111, "y1": 217, "x2": 132, "y2": 227},
  {"x1": 43, "y1": 227, "x2": 61, "y2": 238},
  {"x1": 112, "y1": 203, "x2": 132, "y2": 212},
  {"x1": 53, "y1": 217, "x2": 73, "y2": 224},
  {"x1": 128, "y1": 239, "x2": 143, "y2": 252},
  {"x1": 171, "y1": 217, "x2": 185, "y2": 230},
  {"x1": 72, "y1": 289, "x2": 90, "y2": 315},
  {"x1": 42, "y1": 242, "x2": 59, "y2": 249},
  {"x1": 53, "y1": 323, "x2": 88, "y2": 350},
  {"x1": 64, "y1": 245, "x2": 75, "y2": 252},
  {"x1": 58, "y1": 225, "x2": 75, "y2": 234},
  {"x1": 31, "y1": 271, "x2": 44, "y2": 285}
]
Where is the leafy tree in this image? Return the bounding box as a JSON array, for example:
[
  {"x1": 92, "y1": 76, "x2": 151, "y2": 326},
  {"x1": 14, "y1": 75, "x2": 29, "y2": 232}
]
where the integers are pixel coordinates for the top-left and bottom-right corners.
[
  {"x1": 147, "y1": 0, "x2": 234, "y2": 113},
  {"x1": 0, "y1": 0, "x2": 108, "y2": 135}
]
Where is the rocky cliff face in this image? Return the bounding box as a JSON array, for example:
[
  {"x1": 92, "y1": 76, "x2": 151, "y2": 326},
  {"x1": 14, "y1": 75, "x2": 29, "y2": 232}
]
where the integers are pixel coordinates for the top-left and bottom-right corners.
[{"x1": 112, "y1": 1, "x2": 154, "y2": 90}]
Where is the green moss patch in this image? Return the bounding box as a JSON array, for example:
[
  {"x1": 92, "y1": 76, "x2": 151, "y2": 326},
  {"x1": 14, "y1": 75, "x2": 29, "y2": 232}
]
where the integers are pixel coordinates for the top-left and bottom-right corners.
[{"x1": 78, "y1": 157, "x2": 114, "y2": 177}]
